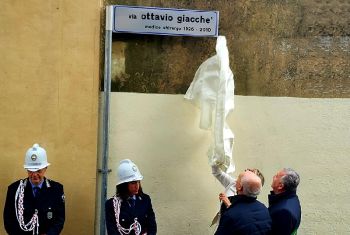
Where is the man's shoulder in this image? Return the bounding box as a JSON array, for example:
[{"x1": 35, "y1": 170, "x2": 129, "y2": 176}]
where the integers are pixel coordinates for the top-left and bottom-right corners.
[
  {"x1": 7, "y1": 179, "x2": 24, "y2": 190},
  {"x1": 248, "y1": 199, "x2": 270, "y2": 214},
  {"x1": 223, "y1": 198, "x2": 271, "y2": 231},
  {"x1": 46, "y1": 179, "x2": 64, "y2": 190},
  {"x1": 276, "y1": 194, "x2": 300, "y2": 207},
  {"x1": 46, "y1": 178, "x2": 63, "y2": 185},
  {"x1": 269, "y1": 197, "x2": 300, "y2": 216},
  {"x1": 230, "y1": 197, "x2": 265, "y2": 211},
  {"x1": 255, "y1": 199, "x2": 269, "y2": 209}
]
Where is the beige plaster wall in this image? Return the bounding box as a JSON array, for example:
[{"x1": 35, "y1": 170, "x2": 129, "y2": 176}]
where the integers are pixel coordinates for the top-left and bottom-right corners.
[
  {"x1": 0, "y1": 0, "x2": 100, "y2": 234},
  {"x1": 106, "y1": 92, "x2": 350, "y2": 234}
]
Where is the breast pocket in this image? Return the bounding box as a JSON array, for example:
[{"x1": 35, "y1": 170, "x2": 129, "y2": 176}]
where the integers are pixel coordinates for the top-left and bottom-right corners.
[{"x1": 45, "y1": 207, "x2": 55, "y2": 221}]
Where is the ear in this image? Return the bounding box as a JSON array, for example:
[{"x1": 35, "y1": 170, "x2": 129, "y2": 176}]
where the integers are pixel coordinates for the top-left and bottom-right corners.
[{"x1": 277, "y1": 182, "x2": 284, "y2": 190}]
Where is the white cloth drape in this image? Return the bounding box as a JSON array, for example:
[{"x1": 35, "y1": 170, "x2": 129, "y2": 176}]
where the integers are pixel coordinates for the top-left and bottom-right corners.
[{"x1": 185, "y1": 36, "x2": 235, "y2": 173}]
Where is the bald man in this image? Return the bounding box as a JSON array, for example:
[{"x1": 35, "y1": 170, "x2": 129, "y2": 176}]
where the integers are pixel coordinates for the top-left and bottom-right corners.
[{"x1": 215, "y1": 170, "x2": 271, "y2": 235}]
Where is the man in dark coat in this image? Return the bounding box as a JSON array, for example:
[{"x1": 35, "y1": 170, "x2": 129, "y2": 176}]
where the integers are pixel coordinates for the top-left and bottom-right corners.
[
  {"x1": 268, "y1": 168, "x2": 301, "y2": 235},
  {"x1": 3, "y1": 143, "x2": 65, "y2": 235},
  {"x1": 215, "y1": 170, "x2": 272, "y2": 235}
]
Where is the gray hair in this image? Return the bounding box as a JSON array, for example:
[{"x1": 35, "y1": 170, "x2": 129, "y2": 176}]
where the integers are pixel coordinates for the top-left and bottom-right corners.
[
  {"x1": 241, "y1": 173, "x2": 262, "y2": 198},
  {"x1": 281, "y1": 168, "x2": 300, "y2": 191}
]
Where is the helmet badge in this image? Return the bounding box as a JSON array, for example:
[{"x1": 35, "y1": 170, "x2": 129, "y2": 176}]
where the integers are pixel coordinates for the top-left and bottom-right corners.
[
  {"x1": 31, "y1": 154, "x2": 37, "y2": 161},
  {"x1": 132, "y1": 165, "x2": 137, "y2": 172}
]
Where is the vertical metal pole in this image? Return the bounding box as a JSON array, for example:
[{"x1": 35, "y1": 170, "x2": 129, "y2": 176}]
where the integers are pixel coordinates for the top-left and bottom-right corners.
[{"x1": 99, "y1": 6, "x2": 113, "y2": 235}]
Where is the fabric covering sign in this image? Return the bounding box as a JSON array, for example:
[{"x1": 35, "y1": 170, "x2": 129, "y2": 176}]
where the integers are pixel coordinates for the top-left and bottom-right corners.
[{"x1": 185, "y1": 36, "x2": 235, "y2": 173}]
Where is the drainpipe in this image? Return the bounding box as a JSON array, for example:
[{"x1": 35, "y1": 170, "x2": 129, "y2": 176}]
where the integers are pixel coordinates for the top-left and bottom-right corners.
[{"x1": 99, "y1": 6, "x2": 113, "y2": 235}]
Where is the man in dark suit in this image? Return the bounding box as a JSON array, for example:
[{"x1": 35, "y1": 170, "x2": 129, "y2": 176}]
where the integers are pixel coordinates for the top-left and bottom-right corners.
[
  {"x1": 215, "y1": 170, "x2": 272, "y2": 235},
  {"x1": 3, "y1": 143, "x2": 65, "y2": 235},
  {"x1": 268, "y1": 168, "x2": 301, "y2": 235}
]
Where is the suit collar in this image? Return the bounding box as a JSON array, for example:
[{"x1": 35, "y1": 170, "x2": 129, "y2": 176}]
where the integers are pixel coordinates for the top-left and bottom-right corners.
[
  {"x1": 230, "y1": 194, "x2": 257, "y2": 206},
  {"x1": 268, "y1": 190, "x2": 297, "y2": 204}
]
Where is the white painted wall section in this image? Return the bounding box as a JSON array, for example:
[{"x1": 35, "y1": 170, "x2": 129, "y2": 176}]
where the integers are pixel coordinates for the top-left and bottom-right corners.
[{"x1": 104, "y1": 92, "x2": 350, "y2": 235}]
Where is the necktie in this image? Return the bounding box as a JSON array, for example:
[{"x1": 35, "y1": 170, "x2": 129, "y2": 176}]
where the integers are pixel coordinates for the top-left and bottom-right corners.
[
  {"x1": 33, "y1": 187, "x2": 40, "y2": 198},
  {"x1": 129, "y1": 198, "x2": 135, "y2": 208}
]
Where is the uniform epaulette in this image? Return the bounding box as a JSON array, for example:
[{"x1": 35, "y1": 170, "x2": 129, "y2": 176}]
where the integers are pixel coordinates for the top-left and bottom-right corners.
[{"x1": 45, "y1": 178, "x2": 51, "y2": 188}]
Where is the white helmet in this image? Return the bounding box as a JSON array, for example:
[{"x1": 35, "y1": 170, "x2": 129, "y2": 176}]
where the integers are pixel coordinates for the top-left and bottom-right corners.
[
  {"x1": 24, "y1": 143, "x2": 50, "y2": 171},
  {"x1": 117, "y1": 159, "x2": 143, "y2": 185}
]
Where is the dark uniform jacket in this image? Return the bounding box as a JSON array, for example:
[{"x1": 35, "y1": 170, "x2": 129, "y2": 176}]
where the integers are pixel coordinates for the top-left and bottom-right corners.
[
  {"x1": 105, "y1": 193, "x2": 157, "y2": 235},
  {"x1": 220, "y1": 196, "x2": 235, "y2": 215},
  {"x1": 215, "y1": 195, "x2": 272, "y2": 235},
  {"x1": 268, "y1": 190, "x2": 301, "y2": 235},
  {"x1": 3, "y1": 178, "x2": 65, "y2": 235}
]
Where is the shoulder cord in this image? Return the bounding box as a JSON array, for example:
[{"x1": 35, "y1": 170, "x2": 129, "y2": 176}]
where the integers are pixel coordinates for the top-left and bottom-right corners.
[
  {"x1": 15, "y1": 179, "x2": 39, "y2": 235},
  {"x1": 113, "y1": 196, "x2": 141, "y2": 235}
]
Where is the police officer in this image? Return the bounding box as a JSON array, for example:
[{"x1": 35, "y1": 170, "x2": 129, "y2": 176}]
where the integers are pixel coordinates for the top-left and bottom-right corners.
[
  {"x1": 105, "y1": 159, "x2": 157, "y2": 235},
  {"x1": 3, "y1": 143, "x2": 65, "y2": 235}
]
